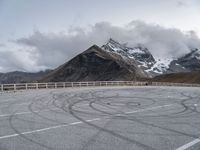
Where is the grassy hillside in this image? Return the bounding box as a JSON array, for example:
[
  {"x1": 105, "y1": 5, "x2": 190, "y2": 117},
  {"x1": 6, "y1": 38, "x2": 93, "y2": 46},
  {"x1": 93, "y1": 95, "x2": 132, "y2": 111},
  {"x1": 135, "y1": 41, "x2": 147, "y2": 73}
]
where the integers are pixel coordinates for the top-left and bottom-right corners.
[{"x1": 152, "y1": 71, "x2": 200, "y2": 84}]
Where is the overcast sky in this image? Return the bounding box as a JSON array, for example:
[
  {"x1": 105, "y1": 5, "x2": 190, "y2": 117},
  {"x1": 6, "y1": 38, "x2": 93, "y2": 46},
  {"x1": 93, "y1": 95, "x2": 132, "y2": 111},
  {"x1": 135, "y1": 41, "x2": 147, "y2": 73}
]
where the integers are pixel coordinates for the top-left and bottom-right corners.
[{"x1": 0, "y1": 0, "x2": 200, "y2": 72}]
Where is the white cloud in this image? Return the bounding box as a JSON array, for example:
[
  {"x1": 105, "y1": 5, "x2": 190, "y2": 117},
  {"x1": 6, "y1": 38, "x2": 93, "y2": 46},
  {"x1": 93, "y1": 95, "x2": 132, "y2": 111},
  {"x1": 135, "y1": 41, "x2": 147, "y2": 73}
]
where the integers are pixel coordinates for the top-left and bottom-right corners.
[
  {"x1": 1, "y1": 20, "x2": 200, "y2": 72},
  {"x1": 0, "y1": 43, "x2": 6, "y2": 47}
]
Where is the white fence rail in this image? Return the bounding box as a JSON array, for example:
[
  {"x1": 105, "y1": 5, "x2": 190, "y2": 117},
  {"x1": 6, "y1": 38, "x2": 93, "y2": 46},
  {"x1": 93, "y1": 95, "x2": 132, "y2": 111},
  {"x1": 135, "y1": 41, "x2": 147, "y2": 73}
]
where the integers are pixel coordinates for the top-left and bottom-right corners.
[{"x1": 0, "y1": 81, "x2": 200, "y2": 92}]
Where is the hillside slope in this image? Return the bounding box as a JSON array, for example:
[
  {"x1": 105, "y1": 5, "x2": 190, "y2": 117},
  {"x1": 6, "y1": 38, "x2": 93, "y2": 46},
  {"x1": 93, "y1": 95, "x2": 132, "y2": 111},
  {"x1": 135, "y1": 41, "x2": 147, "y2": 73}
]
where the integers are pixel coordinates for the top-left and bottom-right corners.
[
  {"x1": 41, "y1": 45, "x2": 148, "y2": 82},
  {"x1": 152, "y1": 71, "x2": 200, "y2": 84}
]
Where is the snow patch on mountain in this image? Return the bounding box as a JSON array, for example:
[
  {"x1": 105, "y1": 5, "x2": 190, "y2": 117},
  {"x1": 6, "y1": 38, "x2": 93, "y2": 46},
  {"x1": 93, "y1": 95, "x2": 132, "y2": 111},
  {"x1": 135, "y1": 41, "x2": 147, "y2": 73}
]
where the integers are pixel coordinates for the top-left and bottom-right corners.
[
  {"x1": 102, "y1": 39, "x2": 173, "y2": 75},
  {"x1": 145, "y1": 58, "x2": 172, "y2": 74},
  {"x1": 102, "y1": 38, "x2": 156, "y2": 68},
  {"x1": 102, "y1": 38, "x2": 200, "y2": 76},
  {"x1": 191, "y1": 49, "x2": 200, "y2": 60}
]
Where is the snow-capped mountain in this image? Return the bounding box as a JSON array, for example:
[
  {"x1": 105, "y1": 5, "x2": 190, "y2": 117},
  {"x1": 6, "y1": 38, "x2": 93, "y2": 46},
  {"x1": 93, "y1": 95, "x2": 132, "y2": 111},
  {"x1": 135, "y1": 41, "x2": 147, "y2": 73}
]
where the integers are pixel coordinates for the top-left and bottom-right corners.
[
  {"x1": 41, "y1": 45, "x2": 149, "y2": 82},
  {"x1": 145, "y1": 58, "x2": 173, "y2": 74},
  {"x1": 169, "y1": 48, "x2": 200, "y2": 72},
  {"x1": 102, "y1": 39, "x2": 200, "y2": 76},
  {"x1": 102, "y1": 39, "x2": 155, "y2": 66},
  {"x1": 3, "y1": 39, "x2": 200, "y2": 83},
  {"x1": 41, "y1": 42, "x2": 200, "y2": 82},
  {"x1": 102, "y1": 39, "x2": 171, "y2": 76},
  {"x1": 102, "y1": 39, "x2": 157, "y2": 75}
]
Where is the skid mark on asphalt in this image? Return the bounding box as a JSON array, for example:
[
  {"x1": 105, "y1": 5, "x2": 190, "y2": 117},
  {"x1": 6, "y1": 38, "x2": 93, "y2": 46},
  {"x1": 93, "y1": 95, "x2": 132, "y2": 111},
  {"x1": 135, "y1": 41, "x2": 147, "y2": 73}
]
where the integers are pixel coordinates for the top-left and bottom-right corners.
[
  {"x1": 0, "y1": 104, "x2": 89, "y2": 118},
  {"x1": 0, "y1": 104, "x2": 172, "y2": 140}
]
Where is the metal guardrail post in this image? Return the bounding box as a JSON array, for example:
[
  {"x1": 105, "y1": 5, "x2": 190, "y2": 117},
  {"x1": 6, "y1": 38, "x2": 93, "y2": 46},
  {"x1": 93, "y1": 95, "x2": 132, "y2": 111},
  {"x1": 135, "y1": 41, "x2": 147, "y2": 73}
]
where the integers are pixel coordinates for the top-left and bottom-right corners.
[
  {"x1": 36, "y1": 83, "x2": 38, "y2": 89},
  {"x1": 14, "y1": 84, "x2": 16, "y2": 91},
  {"x1": 55, "y1": 83, "x2": 57, "y2": 89},
  {"x1": 0, "y1": 84, "x2": 2, "y2": 91}
]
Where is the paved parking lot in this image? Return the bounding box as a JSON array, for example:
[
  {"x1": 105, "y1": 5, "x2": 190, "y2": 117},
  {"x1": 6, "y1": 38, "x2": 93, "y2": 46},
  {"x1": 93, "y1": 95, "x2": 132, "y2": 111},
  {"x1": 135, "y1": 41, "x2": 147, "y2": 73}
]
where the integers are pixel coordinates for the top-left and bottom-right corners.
[{"x1": 0, "y1": 86, "x2": 200, "y2": 150}]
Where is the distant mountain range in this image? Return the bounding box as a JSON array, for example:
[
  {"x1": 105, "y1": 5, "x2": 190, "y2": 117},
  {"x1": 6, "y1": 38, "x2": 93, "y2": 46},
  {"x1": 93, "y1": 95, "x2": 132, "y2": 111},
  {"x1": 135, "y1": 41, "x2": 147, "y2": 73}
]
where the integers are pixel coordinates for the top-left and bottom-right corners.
[
  {"x1": 0, "y1": 70, "x2": 51, "y2": 84},
  {"x1": 0, "y1": 38, "x2": 200, "y2": 84},
  {"x1": 102, "y1": 39, "x2": 200, "y2": 76}
]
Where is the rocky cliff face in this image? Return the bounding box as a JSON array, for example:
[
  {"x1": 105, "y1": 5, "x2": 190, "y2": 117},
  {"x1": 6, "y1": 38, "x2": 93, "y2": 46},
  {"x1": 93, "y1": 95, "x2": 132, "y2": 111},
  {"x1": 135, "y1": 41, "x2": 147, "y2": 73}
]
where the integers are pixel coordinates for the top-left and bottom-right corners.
[
  {"x1": 41, "y1": 45, "x2": 148, "y2": 82},
  {"x1": 102, "y1": 39, "x2": 156, "y2": 75},
  {"x1": 101, "y1": 39, "x2": 174, "y2": 76}
]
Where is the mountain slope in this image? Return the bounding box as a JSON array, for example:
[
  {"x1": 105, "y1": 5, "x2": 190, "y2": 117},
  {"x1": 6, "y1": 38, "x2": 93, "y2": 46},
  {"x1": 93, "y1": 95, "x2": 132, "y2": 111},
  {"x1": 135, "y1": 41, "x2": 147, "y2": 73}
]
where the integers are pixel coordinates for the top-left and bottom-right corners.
[
  {"x1": 152, "y1": 71, "x2": 200, "y2": 84},
  {"x1": 102, "y1": 39, "x2": 156, "y2": 75},
  {"x1": 102, "y1": 39, "x2": 200, "y2": 76},
  {"x1": 169, "y1": 49, "x2": 200, "y2": 73},
  {"x1": 101, "y1": 39, "x2": 175, "y2": 76},
  {"x1": 1, "y1": 39, "x2": 200, "y2": 83},
  {"x1": 41, "y1": 45, "x2": 148, "y2": 82}
]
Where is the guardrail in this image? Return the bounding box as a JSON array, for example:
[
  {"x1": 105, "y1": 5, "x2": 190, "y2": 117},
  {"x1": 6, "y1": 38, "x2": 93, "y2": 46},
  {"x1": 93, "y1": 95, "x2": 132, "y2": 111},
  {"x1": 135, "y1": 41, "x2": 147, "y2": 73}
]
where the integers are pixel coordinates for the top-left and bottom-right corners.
[
  {"x1": 0, "y1": 81, "x2": 199, "y2": 92},
  {"x1": 151, "y1": 82, "x2": 200, "y2": 87}
]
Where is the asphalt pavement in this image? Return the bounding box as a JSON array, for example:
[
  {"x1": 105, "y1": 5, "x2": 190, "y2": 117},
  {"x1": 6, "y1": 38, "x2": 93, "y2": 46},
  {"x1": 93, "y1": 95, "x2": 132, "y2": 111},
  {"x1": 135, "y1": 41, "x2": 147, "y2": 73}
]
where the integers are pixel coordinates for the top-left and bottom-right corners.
[{"x1": 0, "y1": 86, "x2": 200, "y2": 150}]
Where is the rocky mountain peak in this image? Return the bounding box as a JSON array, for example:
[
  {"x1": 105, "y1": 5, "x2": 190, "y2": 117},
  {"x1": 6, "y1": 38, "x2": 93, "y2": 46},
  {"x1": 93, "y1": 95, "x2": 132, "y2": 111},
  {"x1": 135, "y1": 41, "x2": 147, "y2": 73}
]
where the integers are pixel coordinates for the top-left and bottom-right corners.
[
  {"x1": 187, "y1": 48, "x2": 200, "y2": 60},
  {"x1": 2, "y1": 40, "x2": 200, "y2": 83},
  {"x1": 102, "y1": 39, "x2": 200, "y2": 76},
  {"x1": 169, "y1": 48, "x2": 200, "y2": 72},
  {"x1": 41, "y1": 44, "x2": 149, "y2": 82},
  {"x1": 102, "y1": 38, "x2": 157, "y2": 76}
]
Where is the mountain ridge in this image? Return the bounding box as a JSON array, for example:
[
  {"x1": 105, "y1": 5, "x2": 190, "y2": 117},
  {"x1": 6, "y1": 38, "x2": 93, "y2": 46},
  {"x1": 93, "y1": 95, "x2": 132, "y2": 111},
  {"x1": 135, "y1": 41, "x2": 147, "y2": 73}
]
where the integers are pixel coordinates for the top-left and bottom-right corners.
[
  {"x1": 1, "y1": 39, "x2": 200, "y2": 83},
  {"x1": 40, "y1": 45, "x2": 148, "y2": 82},
  {"x1": 0, "y1": 70, "x2": 51, "y2": 84},
  {"x1": 102, "y1": 39, "x2": 200, "y2": 76}
]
